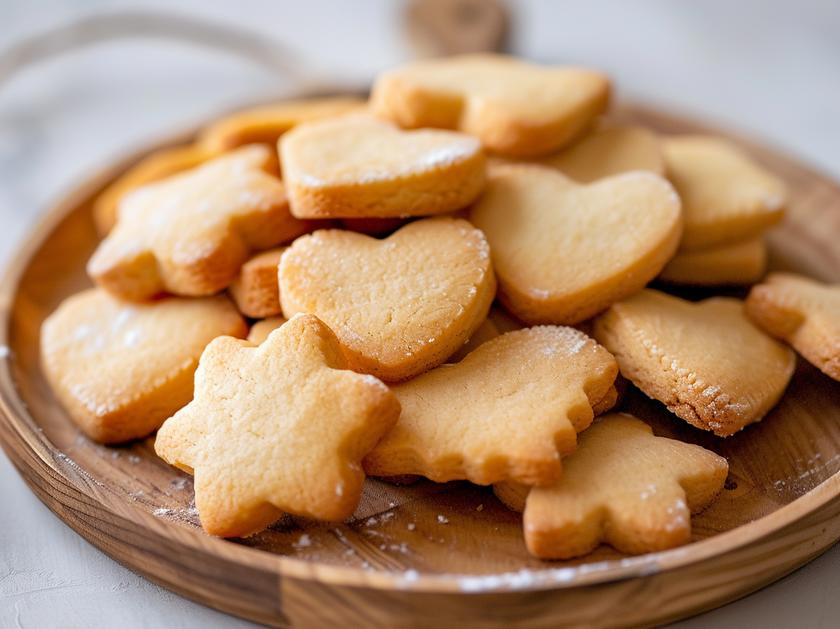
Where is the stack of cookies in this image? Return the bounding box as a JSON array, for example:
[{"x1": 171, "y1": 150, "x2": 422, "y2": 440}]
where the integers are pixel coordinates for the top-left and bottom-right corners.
[{"x1": 40, "y1": 54, "x2": 840, "y2": 561}]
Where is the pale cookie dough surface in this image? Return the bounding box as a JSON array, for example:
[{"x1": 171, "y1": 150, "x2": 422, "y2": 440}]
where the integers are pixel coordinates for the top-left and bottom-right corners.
[
  {"x1": 370, "y1": 53, "x2": 610, "y2": 157},
  {"x1": 746, "y1": 273, "x2": 840, "y2": 381},
  {"x1": 228, "y1": 247, "x2": 286, "y2": 318},
  {"x1": 41, "y1": 288, "x2": 247, "y2": 444},
  {"x1": 539, "y1": 125, "x2": 665, "y2": 182},
  {"x1": 154, "y1": 314, "x2": 401, "y2": 538},
  {"x1": 663, "y1": 135, "x2": 786, "y2": 251},
  {"x1": 594, "y1": 289, "x2": 795, "y2": 436},
  {"x1": 498, "y1": 413, "x2": 728, "y2": 559},
  {"x1": 470, "y1": 163, "x2": 682, "y2": 324},
  {"x1": 363, "y1": 326, "x2": 618, "y2": 486},
  {"x1": 88, "y1": 145, "x2": 309, "y2": 301},
  {"x1": 659, "y1": 237, "x2": 766, "y2": 286},
  {"x1": 279, "y1": 217, "x2": 496, "y2": 381},
  {"x1": 246, "y1": 316, "x2": 287, "y2": 345},
  {"x1": 280, "y1": 115, "x2": 486, "y2": 219}
]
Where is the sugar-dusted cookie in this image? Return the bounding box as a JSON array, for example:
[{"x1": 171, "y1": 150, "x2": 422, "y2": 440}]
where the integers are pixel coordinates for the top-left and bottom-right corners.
[
  {"x1": 363, "y1": 326, "x2": 618, "y2": 485},
  {"x1": 470, "y1": 163, "x2": 682, "y2": 324},
  {"x1": 539, "y1": 125, "x2": 665, "y2": 182},
  {"x1": 659, "y1": 237, "x2": 766, "y2": 286},
  {"x1": 448, "y1": 316, "x2": 499, "y2": 362},
  {"x1": 228, "y1": 248, "x2": 285, "y2": 318},
  {"x1": 496, "y1": 414, "x2": 728, "y2": 559},
  {"x1": 746, "y1": 273, "x2": 840, "y2": 381},
  {"x1": 280, "y1": 115, "x2": 485, "y2": 219},
  {"x1": 594, "y1": 289, "x2": 795, "y2": 436},
  {"x1": 199, "y1": 96, "x2": 366, "y2": 153},
  {"x1": 279, "y1": 217, "x2": 496, "y2": 381},
  {"x1": 154, "y1": 314, "x2": 400, "y2": 537},
  {"x1": 247, "y1": 316, "x2": 286, "y2": 345},
  {"x1": 88, "y1": 145, "x2": 309, "y2": 301},
  {"x1": 41, "y1": 288, "x2": 246, "y2": 443},
  {"x1": 93, "y1": 143, "x2": 215, "y2": 234},
  {"x1": 370, "y1": 53, "x2": 610, "y2": 157},
  {"x1": 663, "y1": 136, "x2": 786, "y2": 251}
]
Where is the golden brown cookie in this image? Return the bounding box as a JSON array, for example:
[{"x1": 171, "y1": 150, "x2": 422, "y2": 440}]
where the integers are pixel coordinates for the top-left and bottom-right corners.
[
  {"x1": 280, "y1": 115, "x2": 486, "y2": 219},
  {"x1": 363, "y1": 326, "x2": 618, "y2": 485},
  {"x1": 659, "y1": 237, "x2": 766, "y2": 286},
  {"x1": 88, "y1": 145, "x2": 308, "y2": 301},
  {"x1": 199, "y1": 97, "x2": 366, "y2": 152},
  {"x1": 495, "y1": 413, "x2": 728, "y2": 559},
  {"x1": 593, "y1": 289, "x2": 795, "y2": 436},
  {"x1": 663, "y1": 135, "x2": 786, "y2": 250},
  {"x1": 370, "y1": 53, "x2": 610, "y2": 157},
  {"x1": 279, "y1": 217, "x2": 496, "y2": 381},
  {"x1": 228, "y1": 248, "x2": 285, "y2": 318},
  {"x1": 246, "y1": 316, "x2": 286, "y2": 344},
  {"x1": 154, "y1": 313, "x2": 401, "y2": 537},
  {"x1": 746, "y1": 273, "x2": 840, "y2": 381},
  {"x1": 470, "y1": 163, "x2": 682, "y2": 324},
  {"x1": 539, "y1": 125, "x2": 665, "y2": 182},
  {"x1": 41, "y1": 288, "x2": 246, "y2": 443}
]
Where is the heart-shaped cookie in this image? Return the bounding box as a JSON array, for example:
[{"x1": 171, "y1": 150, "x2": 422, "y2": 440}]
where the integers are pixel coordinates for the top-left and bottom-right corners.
[
  {"x1": 279, "y1": 115, "x2": 486, "y2": 219},
  {"x1": 594, "y1": 289, "x2": 795, "y2": 436},
  {"x1": 371, "y1": 53, "x2": 610, "y2": 157},
  {"x1": 279, "y1": 217, "x2": 496, "y2": 381},
  {"x1": 469, "y1": 163, "x2": 682, "y2": 324}
]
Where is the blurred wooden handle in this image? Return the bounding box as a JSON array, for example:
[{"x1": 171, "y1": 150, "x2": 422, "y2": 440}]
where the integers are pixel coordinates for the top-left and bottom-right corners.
[{"x1": 405, "y1": 0, "x2": 509, "y2": 57}]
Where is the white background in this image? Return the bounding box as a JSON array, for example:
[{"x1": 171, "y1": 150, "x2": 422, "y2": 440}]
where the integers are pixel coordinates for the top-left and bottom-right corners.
[{"x1": 1, "y1": 1, "x2": 839, "y2": 627}]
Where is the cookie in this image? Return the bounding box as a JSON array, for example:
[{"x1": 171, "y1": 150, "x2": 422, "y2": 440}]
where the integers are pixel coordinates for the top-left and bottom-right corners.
[
  {"x1": 659, "y1": 237, "x2": 766, "y2": 286},
  {"x1": 93, "y1": 143, "x2": 214, "y2": 234},
  {"x1": 279, "y1": 115, "x2": 486, "y2": 219},
  {"x1": 88, "y1": 145, "x2": 308, "y2": 301},
  {"x1": 495, "y1": 414, "x2": 728, "y2": 559},
  {"x1": 41, "y1": 288, "x2": 246, "y2": 443},
  {"x1": 593, "y1": 289, "x2": 795, "y2": 436},
  {"x1": 539, "y1": 125, "x2": 665, "y2": 182},
  {"x1": 663, "y1": 136, "x2": 786, "y2": 250},
  {"x1": 448, "y1": 316, "x2": 499, "y2": 362},
  {"x1": 154, "y1": 313, "x2": 401, "y2": 537},
  {"x1": 363, "y1": 326, "x2": 618, "y2": 485},
  {"x1": 469, "y1": 163, "x2": 682, "y2": 324},
  {"x1": 228, "y1": 248, "x2": 285, "y2": 318},
  {"x1": 370, "y1": 53, "x2": 610, "y2": 157},
  {"x1": 199, "y1": 96, "x2": 366, "y2": 153},
  {"x1": 279, "y1": 217, "x2": 496, "y2": 381},
  {"x1": 247, "y1": 316, "x2": 286, "y2": 344},
  {"x1": 746, "y1": 273, "x2": 840, "y2": 381}
]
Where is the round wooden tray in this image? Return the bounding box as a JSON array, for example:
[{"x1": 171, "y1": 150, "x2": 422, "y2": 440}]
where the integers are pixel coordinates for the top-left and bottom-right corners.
[{"x1": 1, "y1": 102, "x2": 840, "y2": 628}]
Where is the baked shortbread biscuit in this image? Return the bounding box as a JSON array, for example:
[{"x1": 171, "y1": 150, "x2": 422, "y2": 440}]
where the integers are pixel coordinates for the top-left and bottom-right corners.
[
  {"x1": 370, "y1": 53, "x2": 610, "y2": 157},
  {"x1": 228, "y1": 248, "x2": 285, "y2": 318},
  {"x1": 495, "y1": 414, "x2": 728, "y2": 559},
  {"x1": 594, "y1": 289, "x2": 795, "y2": 436},
  {"x1": 746, "y1": 273, "x2": 840, "y2": 381},
  {"x1": 663, "y1": 136, "x2": 786, "y2": 250},
  {"x1": 280, "y1": 115, "x2": 485, "y2": 218},
  {"x1": 199, "y1": 97, "x2": 366, "y2": 152},
  {"x1": 154, "y1": 314, "x2": 401, "y2": 537},
  {"x1": 659, "y1": 237, "x2": 766, "y2": 286},
  {"x1": 363, "y1": 326, "x2": 618, "y2": 486},
  {"x1": 470, "y1": 163, "x2": 682, "y2": 324},
  {"x1": 539, "y1": 125, "x2": 665, "y2": 182},
  {"x1": 88, "y1": 145, "x2": 308, "y2": 301},
  {"x1": 41, "y1": 288, "x2": 246, "y2": 443},
  {"x1": 279, "y1": 217, "x2": 496, "y2": 381},
  {"x1": 247, "y1": 316, "x2": 286, "y2": 344},
  {"x1": 93, "y1": 143, "x2": 215, "y2": 234}
]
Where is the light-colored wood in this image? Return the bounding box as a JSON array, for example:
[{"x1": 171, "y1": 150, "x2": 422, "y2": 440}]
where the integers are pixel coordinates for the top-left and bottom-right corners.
[{"x1": 1, "y1": 101, "x2": 840, "y2": 628}]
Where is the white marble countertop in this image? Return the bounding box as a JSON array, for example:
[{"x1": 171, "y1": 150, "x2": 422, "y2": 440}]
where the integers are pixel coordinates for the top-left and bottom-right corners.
[{"x1": 2, "y1": 1, "x2": 839, "y2": 627}]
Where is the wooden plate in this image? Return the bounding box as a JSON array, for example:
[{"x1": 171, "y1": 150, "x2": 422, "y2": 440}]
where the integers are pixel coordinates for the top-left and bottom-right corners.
[{"x1": 2, "y1": 102, "x2": 840, "y2": 628}]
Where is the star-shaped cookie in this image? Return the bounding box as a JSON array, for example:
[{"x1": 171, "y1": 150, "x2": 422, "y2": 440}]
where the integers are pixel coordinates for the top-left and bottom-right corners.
[
  {"x1": 88, "y1": 145, "x2": 310, "y2": 301},
  {"x1": 508, "y1": 413, "x2": 728, "y2": 559},
  {"x1": 154, "y1": 313, "x2": 401, "y2": 537}
]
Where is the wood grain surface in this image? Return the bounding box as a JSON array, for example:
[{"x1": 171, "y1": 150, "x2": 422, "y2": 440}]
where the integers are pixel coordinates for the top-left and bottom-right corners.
[{"x1": 1, "y1": 101, "x2": 839, "y2": 628}]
